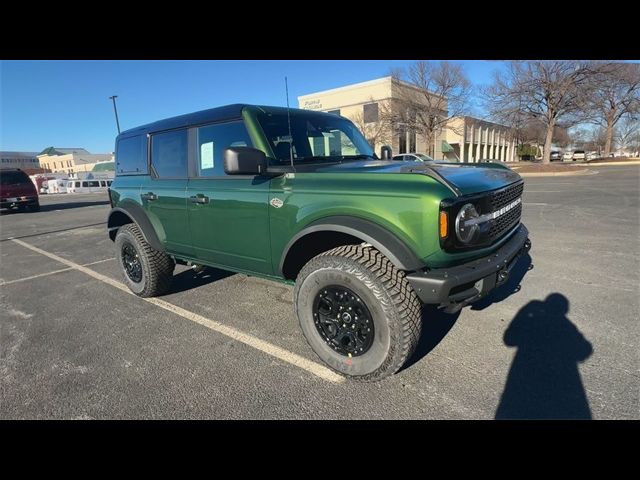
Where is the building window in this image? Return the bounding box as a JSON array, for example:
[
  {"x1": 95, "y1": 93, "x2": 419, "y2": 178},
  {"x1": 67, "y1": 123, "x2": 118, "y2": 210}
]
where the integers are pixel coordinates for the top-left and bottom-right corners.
[
  {"x1": 363, "y1": 103, "x2": 379, "y2": 124},
  {"x1": 409, "y1": 130, "x2": 416, "y2": 153},
  {"x1": 327, "y1": 109, "x2": 341, "y2": 116},
  {"x1": 398, "y1": 125, "x2": 407, "y2": 154}
]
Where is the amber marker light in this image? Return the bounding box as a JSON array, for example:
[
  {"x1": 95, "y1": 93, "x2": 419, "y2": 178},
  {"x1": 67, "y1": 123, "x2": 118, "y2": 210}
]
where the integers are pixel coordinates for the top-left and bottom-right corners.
[{"x1": 439, "y1": 211, "x2": 448, "y2": 239}]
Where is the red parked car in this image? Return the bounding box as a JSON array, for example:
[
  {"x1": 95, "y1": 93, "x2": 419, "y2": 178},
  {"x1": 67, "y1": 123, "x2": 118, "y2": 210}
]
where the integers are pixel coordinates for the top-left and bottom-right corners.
[{"x1": 0, "y1": 169, "x2": 40, "y2": 212}]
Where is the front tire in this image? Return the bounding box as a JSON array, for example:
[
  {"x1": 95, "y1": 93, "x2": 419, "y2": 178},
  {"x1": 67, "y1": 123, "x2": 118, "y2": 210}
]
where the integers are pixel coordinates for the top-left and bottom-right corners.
[
  {"x1": 115, "y1": 223, "x2": 174, "y2": 297},
  {"x1": 294, "y1": 245, "x2": 422, "y2": 381}
]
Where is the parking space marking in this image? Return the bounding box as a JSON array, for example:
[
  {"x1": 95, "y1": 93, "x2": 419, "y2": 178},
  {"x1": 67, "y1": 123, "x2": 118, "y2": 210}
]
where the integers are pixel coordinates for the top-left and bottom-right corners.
[
  {"x1": 0, "y1": 258, "x2": 116, "y2": 286},
  {"x1": 1, "y1": 267, "x2": 74, "y2": 286},
  {"x1": 523, "y1": 203, "x2": 548, "y2": 206},
  {"x1": 10, "y1": 238, "x2": 345, "y2": 384}
]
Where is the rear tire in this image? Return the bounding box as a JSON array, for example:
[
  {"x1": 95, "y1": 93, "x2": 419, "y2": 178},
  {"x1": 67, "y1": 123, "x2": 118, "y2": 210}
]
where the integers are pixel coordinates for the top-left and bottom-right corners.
[
  {"x1": 115, "y1": 223, "x2": 174, "y2": 297},
  {"x1": 294, "y1": 245, "x2": 422, "y2": 382}
]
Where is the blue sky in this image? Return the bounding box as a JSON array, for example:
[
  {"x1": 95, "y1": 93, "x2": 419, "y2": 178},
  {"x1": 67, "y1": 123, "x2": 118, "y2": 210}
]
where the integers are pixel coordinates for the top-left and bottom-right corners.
[{"x1": 1, "y1": 60, "x2": 504, "y2": 153}]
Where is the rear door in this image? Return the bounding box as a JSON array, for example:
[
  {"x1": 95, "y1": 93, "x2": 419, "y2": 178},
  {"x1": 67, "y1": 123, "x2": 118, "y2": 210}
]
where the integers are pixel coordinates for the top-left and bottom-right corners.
[
  {"x1": 186, "y1": 120, "x2": 271, "y2": 274},
  {"x1": 141, "y1": 128, "x2": 194, "y2": 257}
]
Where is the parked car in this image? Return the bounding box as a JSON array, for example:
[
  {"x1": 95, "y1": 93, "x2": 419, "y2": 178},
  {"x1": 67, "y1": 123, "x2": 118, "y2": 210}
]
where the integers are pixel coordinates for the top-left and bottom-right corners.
[
  {"x1": 0, "y1": 168, "x2": 40, "y2": 212},
  {"x1": 562, "y1": 151, "x2": 573, "y2": 161},
  {"x1": 392, "y1": 153, "x2": 435, "y2": 162},
  {"x1": 587, "y1": 152, "x2": 599, "y2": 161},
  {"x1": 107, "y1": 104, "x2": 531, "y2": 381},
  {"x1": 573, "y1": 150, "x2": 586, "y2": 161},
  {"x1": 66, "y1": 179, "x2": 112, "y2": 193},
  {"x1": 550, "y1": 151, "x2": 562, "y2": 161}
]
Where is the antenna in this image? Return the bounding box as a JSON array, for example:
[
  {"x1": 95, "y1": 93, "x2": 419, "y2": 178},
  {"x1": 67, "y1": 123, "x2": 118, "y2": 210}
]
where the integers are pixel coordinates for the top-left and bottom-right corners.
[{"x1": 285, "y1": 77, "x2": 295, "y2": 171}]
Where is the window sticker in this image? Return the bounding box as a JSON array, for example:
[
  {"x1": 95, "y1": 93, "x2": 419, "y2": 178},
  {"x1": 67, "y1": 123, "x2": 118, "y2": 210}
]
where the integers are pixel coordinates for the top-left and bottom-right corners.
[{"x1": 201, "y1": 141, "x2": 214, "y2": 170}]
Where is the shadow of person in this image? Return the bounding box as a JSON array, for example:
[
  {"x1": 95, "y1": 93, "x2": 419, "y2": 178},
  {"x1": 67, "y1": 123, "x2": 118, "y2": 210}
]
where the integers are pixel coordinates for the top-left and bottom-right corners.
[{"x1": 495, "y1": 293, "x2": 593, "y2": 419}]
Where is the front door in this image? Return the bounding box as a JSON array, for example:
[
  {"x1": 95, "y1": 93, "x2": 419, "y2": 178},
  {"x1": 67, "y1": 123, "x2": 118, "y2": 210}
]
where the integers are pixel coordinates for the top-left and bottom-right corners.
[
  {"x1": 186, "y1": 120, "x2": 271, "y2": 275},
  {"x1": 142, "y1": 128, "x2": 193, "y2": 257}
]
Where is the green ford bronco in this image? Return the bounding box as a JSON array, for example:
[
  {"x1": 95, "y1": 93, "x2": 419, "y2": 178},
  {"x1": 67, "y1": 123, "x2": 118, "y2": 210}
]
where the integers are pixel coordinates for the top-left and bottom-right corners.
[{"x1": 107, "y1": 104, "x2": 531, "y2": 381}]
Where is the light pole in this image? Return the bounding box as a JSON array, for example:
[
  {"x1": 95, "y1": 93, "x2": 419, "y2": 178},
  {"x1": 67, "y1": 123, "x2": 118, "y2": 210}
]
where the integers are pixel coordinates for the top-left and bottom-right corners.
[{"x1": 109, "y1": 95, "x2": 121, "y2": 134}]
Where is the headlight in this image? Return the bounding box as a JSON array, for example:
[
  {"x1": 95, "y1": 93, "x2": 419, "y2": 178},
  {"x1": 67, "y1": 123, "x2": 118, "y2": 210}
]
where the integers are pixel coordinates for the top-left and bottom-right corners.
[{"x1": 455, "y1": 203, "x2": 480, "y2": 244}]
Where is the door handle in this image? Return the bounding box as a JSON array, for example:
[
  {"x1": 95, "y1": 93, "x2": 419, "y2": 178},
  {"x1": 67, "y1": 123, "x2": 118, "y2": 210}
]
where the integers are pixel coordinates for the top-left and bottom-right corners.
[
  {"x1": 189, "y1": 194, "x2": 210, "y2": 204},
  {"x1": 141, "y1": 192, "x2": 158, "y2": 201}
]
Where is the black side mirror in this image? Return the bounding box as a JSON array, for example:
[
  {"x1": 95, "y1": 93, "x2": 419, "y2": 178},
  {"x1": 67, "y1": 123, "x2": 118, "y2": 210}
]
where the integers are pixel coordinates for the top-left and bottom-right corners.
[
  {"x1": 224, "y1": 147, "x2": 268, "y2": 175},
  {"x1": 380, "y1": 145, "x2": 392, "y2": 160}
]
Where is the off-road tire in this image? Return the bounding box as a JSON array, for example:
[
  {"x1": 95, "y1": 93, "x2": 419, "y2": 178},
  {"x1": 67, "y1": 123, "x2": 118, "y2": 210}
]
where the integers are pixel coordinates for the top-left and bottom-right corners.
[
  {"x1": 115, "y1": 223, "x2": 174, "y2": 297},
  {"x1": 294, "y1": 245, "x2": 422, "y2": 381}
]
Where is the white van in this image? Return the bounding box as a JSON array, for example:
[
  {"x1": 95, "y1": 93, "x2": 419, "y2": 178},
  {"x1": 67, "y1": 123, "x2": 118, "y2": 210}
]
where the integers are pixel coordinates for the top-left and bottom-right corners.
[
  {"x1": 66, "y1": 179, "x2": 113, "y2": 194},
  {"x1": 46, "y1": 178, "x2": 68, "y2": 194}
]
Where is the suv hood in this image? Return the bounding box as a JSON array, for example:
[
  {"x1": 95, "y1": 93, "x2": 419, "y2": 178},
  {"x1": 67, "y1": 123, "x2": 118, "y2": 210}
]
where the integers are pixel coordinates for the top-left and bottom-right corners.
[{"x1": 309, "y1": 160, "x2": 522, "y2": 196}]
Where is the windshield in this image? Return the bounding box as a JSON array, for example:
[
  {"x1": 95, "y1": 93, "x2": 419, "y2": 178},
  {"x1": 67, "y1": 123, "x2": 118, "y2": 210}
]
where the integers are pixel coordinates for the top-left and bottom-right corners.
[
  {"x1": 415, "y1": 153, "x2": 435, "y2": 161},
  {"x1": 257, "y1": 111, "x2": 376, "y2": 165}
]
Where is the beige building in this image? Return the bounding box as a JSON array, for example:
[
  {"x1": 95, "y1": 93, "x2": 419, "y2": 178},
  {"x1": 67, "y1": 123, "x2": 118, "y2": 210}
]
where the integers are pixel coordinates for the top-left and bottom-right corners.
[
  {"x1": 444, "y1": 116, "x2": 516, "y2": 163},
  {"x1": 37, "y1": 147, "x2": 113, "y2": 175},
  {"x1": 299, "y1": 77, "x2": 516, "y2": 163},
  {"x1": 298, "y1": 76, "x2": 447, "y2": 160}
]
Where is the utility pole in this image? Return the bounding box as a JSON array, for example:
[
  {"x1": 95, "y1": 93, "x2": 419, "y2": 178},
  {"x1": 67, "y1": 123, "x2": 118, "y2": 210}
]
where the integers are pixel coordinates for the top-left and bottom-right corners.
[{"x1": 109, "y1": 95, "x2": 121, "y2": 134}]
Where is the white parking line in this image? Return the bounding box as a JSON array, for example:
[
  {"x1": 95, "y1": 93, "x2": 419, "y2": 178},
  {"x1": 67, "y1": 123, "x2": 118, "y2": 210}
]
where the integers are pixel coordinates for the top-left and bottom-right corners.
[
  {"x1": 523, "y1": 203, "x2": 548, "y2": 206},
  {"x1": 10, "y1": 238, "x2": 344, "y2": 384},
  {"x1": 1, "y1": 267, "x2": 74, "y2": 286},
  {"x1": 0, "y1": 258, "x2": 115, "y2": 286}
]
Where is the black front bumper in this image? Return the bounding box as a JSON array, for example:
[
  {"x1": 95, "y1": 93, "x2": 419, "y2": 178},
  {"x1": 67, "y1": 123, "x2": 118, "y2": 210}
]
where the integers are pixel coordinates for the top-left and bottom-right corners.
[
  {"x1": 407, "y1": 224, "x2": 531, "y2": 308},
  {"x1": 1, "y1": 196, "x2": 38, "y2": 209}
]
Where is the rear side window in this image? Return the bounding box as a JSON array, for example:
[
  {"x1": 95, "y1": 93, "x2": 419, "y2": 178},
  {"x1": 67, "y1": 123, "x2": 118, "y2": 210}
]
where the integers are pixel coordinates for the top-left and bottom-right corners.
[
  {"x1": 75, "y1": 182, "x2": 81, "y2": 188},
  {"x1": 196, "y1": 121, "x2": 253, "y2": 176},
  {"x1": 87, "y1": 181, "x2": 100, "y2": 187},
  {"x1": 82, "y1": 181, "x2": 89, "y2": 187},
  {"x1": 0, "y1": 170, "x2": 30, "y2": 185},
  {"x1": 151, "y1": 129, "x2": 188, "y2": 178},
  {"x1": 116, "y1": 135, "x2": 148, "y2": 175}
]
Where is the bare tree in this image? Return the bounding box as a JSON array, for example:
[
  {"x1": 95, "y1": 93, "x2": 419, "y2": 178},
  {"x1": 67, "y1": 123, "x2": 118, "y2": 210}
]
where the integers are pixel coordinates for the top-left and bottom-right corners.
[
  {"x1": 587, "y1": 62, "x2": 640, "y2": 156},
  {"x1": 483, "y1": 61, "x2": 592, "y2": 163},
  {"x1": 391, "y1": 61, "x2": 472, "y2": 157},
  {"x1": 615, "y1": 114, "x2": 640, "y2": 154}
]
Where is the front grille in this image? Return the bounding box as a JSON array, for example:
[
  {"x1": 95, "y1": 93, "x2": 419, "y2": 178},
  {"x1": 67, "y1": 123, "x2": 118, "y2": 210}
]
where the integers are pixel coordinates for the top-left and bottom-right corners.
[
  {"x1": 489, "y1": 203, "x2": 522, "y2": 240},
  {"x1": 487, "y1": 182, "x2": 523, "y2": 241},
  {"x1": 489, "y1": 182, "x2": 524, "y2": 211}
]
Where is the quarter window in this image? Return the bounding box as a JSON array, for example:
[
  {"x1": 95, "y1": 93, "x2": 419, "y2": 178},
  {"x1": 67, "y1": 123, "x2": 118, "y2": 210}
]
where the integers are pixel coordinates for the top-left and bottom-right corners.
[
  {"x1": 196, "y1": 121, "x2": 253, "y2": 177},
  {"x1": 116, "y1": 135, "x2": 147, "y2": 175},
  {"x1": 151, "y1": 129, "x2": 188, "y2": 178}
]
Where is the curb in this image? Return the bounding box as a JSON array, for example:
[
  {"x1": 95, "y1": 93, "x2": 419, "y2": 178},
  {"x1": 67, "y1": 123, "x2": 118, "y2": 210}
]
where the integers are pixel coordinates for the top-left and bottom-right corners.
[
  {"x1": 578, "y1": 161, "x2": 640, "y2": 167},
  {"x1": 517, "y1": 170, "x2": 595, "y2": 177}
]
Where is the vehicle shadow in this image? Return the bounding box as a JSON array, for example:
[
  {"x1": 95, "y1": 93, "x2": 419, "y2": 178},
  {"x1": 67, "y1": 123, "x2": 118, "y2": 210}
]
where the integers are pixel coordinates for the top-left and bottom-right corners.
[
  {"x1": 470, "y1": 253, "x2": 533, "y2": 311},
  {"x1": 401, "y1": 305, "x2": 460, "y2": 371},
  {"x1": 495, "y1": 293, "x2": 593, "y2": 419},
  {"x1": 39, "y1": 200, "x2": 111, "y2": 212},
  {"x1": 0, "y1": 200, "x2": 110, "y2": 215},
  {"x1": 167, "y1": 266, "x2": 235, "y2": 295}
]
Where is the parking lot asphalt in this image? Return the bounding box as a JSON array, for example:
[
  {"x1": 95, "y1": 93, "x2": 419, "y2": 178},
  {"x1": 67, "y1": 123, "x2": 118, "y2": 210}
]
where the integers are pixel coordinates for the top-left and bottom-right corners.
[{"x1": 1, "y1": 166, "x2": 638, "y2": 419}]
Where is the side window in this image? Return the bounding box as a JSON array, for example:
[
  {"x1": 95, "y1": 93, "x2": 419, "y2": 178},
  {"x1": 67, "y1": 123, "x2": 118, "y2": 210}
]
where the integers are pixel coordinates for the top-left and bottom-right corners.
[
  {"x1": 196, "y1": 121, "x2": 253, "y2": 177},
  {"x1": 88, "y1": 181, "x2": 100, "y2": 187},
  {"x1": 82, "y1": 181, "x2": 88, "y2": 187},
  {"x1": 107, "y1": 180, "x2": 112, "y2": 186},
  {"x1": 151, "y1": 129, "x2": 188, "y2": 178},
  {"x1": 116, "y1": 135, "x2": 147, "y2": 175},
  {"x1": 75, "y1": 182, "x2": 81, "y2": 188},
  {"x1": 100, "y1": 181, "x2": 106, "y2": 187}
]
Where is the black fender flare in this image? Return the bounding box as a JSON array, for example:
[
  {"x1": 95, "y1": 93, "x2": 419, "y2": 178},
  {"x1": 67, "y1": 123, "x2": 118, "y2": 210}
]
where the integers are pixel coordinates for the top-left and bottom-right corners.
[
  {"x1": 107, "y1": 205, "x2": 164, "y2": 252},
  {"x1": 279, "y1": 215, "x2": 424, "y2": 275}
]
